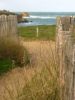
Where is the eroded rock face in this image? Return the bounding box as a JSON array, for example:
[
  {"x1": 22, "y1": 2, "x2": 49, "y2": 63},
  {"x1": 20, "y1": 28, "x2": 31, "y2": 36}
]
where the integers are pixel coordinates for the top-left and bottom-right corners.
[
  {"x1": 17, "y1": 12, "x2": 29, "y2": 23},
  {"x1": 20, "y1": 12, "x2": 29, "y2": 17}
]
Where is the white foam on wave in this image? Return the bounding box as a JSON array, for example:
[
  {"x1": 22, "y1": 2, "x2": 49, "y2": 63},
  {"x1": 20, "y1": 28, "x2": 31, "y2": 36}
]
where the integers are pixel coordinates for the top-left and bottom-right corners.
[{"x1": 23, "y1": 15, "x2": 56, "y2": 19}]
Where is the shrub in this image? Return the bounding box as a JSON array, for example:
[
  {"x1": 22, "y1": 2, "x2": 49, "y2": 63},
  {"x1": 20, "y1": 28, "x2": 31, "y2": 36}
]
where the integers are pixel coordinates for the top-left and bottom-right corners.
[{"x1": 0, "y1": 37, "x2": 29, "y2": 69}]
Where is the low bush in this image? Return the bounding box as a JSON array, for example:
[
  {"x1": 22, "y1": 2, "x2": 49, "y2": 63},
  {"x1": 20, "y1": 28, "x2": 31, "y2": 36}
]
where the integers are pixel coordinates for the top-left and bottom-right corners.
[{"x1": 0, "y1": 37, "x2": 30, "y2": 74}]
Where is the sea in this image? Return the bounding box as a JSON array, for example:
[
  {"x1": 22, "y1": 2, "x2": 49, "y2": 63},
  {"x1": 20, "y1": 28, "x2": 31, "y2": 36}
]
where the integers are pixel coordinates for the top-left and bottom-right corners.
[{"x1": 18, "y1": 12, "x2": 75, "y2": 26}]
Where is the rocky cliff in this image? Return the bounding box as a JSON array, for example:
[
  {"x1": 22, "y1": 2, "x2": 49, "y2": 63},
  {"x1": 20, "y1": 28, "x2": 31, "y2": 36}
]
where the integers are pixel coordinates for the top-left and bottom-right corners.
[{"x1": 17, "y1": 12, "x2": 29, "y2": 23}]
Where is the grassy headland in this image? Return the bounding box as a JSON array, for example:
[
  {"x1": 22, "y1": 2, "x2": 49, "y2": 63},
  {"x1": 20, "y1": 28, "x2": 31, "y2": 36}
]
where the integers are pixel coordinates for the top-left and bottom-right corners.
[{"x1": 18, "y1": 25, "x2": 56, "y2": 41}]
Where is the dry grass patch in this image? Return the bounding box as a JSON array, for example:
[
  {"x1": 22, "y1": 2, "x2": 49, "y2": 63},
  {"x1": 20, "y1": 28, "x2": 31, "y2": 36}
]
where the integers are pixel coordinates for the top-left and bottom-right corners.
[{"x1": 0, "y1": 40, "x2": 60, "y2": 100}]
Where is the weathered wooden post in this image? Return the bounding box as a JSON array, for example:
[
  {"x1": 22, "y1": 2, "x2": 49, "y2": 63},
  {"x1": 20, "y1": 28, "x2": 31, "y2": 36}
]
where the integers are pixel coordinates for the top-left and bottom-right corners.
[
  {"x1": 56, "y1": 16, "x2": 75, "y2": 100},
  {"x1": 36, "y1": 26, "x2": 39, "y2": 37},
  {"x1": 0, "y1": 14, "x2": 17, "y2": 38},
  {"x1": 72, "y1": 44, "x2": 75, "y2": 100}
]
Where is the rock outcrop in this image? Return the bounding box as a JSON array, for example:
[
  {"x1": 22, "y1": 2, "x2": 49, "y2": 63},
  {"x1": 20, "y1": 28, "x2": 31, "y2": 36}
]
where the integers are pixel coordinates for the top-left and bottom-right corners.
[{"x1": 17, "y1": 12, "x2": 29, "y2": 23}]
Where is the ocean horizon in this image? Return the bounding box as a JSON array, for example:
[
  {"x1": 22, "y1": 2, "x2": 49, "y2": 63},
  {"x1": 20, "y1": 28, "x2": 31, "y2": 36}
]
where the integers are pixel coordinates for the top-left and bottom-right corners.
[{"x1": 18, "y1": 12, "x2": 75, "y2": 26}]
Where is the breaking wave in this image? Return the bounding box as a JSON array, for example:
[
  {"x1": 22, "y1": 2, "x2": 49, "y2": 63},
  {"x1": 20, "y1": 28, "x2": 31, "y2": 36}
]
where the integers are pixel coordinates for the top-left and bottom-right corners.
[{"x1": 23, "y1": 15, "x2": 56, "y2": 19}]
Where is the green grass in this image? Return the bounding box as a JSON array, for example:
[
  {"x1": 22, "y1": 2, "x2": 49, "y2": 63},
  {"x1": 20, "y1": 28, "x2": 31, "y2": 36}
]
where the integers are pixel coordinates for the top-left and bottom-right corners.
[
  {"x1": 0, "y1": 37, "x2": 30, "y2": 75},
  {"x1": 0, "y1": 59, "x2": 12, "y2": 75},
  {"x1": 18, "y1": 25, "x2": 56, "y2": 41}
]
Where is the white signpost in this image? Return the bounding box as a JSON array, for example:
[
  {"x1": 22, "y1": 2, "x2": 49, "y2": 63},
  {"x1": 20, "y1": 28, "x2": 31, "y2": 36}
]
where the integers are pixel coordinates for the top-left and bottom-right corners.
[{"x1": 36, "y1": 26, "x2": 39, "y2": 37}]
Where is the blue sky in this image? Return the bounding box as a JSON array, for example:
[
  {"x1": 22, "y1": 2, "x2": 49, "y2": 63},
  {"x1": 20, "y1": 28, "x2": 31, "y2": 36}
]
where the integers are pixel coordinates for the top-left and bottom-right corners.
[{"x1": 0, "y1": 0, "x2": 75, "y2": 12}]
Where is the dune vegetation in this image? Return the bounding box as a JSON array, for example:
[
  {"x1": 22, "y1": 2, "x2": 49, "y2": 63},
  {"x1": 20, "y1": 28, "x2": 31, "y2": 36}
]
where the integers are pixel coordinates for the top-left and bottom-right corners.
[{"x1": 0, "y1": 25, "x2": 60, "y2": 100}]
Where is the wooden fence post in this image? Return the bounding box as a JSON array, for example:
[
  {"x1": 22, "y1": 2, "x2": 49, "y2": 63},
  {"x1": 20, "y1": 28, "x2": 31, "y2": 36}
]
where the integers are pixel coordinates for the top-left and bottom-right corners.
[
  {"x1": 56, "y1": 16, "x2": 75, "y2": 100},
  {"x1": 0, "y1": 14, "x2": 17, "y2": 38}
]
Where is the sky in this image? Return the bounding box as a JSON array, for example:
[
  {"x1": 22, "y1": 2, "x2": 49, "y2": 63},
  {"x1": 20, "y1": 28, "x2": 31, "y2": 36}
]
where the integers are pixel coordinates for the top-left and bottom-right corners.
[{"x1": 0, "y1": 0, "x2": 75, "y2": 12}]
